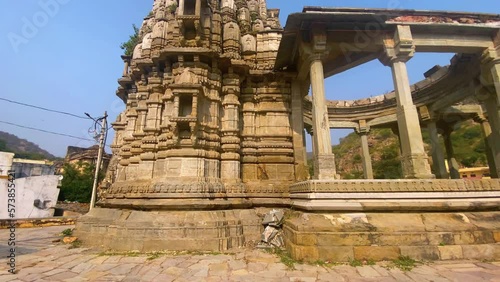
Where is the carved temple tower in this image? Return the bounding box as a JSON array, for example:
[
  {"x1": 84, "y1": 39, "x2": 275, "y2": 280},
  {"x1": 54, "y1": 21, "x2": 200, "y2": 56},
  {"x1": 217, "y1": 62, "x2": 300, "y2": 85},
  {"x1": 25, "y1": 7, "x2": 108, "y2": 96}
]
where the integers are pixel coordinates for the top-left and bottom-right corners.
[
  {"x1": 106, "y1": 0, "x2": 293, "y2": 205},
  {"x1": 77, "y1": 0, "x2": 300, "y2": 250}
]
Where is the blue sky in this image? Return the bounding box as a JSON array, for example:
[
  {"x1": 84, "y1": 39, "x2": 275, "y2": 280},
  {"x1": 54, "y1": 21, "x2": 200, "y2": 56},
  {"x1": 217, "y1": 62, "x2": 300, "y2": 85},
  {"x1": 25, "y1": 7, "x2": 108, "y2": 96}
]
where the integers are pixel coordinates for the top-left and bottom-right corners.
[{"x1": 0, "y1": 0, "x2": 498, "y2": 157}]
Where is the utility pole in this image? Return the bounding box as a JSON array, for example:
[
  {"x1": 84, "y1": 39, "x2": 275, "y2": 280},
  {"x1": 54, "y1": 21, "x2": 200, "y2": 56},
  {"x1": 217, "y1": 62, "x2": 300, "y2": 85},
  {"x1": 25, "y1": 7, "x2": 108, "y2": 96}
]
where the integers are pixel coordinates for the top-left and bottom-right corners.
[{"x1": 90, "y1": 111, "x2": 108, "y2": 211}]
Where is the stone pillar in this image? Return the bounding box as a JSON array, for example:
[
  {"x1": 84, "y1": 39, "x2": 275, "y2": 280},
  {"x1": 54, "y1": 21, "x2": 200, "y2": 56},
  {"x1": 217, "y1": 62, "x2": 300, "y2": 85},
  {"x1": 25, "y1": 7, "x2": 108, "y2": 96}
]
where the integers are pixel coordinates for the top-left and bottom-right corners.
[
  {"x1": 291, "y1": 81, "x2": 309, "y2": 181},
  {"x1": 309, "y1": 57, "x2": 336, "y2": 179},
  {"x1": 474, "y1": 114, "x2": 498, "y2": 178},
  {"x1": 221, "y1": 70, "x2": 241, "y2": 183},
  {"x1": 356, "y1": 121, "x2": 373, "y2": 179},
  {"x1": 380, "y1": 25, "x2": 433, "y2": 179},
  {"x1": 442, "y1": 126, "x2": 460, "y2": 179},
  {"x1": 427, "y1": 121, "x2": 448, "y2": 179},
  {"x1": 178, "y1": 0, "x2": 185, "y2": 15},
  {"x1": 121, "y1": 55, "x2": 131, "y2": 77},
  {"x1": 480, "y1": 47, "x2": 500, "y2": 178}
]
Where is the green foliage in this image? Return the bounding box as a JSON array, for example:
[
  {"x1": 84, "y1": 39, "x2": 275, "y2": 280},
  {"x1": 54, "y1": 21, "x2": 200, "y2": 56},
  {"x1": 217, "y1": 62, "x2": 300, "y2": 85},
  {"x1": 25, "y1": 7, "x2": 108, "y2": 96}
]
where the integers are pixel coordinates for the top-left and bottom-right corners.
[
  {"x1": 59, "y1": 162, "x2": 103, "y2": 203},
  {"x1": 343, "y1": 171, "x2": 364, "y2": 179},
  {"x1": 450, "y1": 122, "x2": 486, "y2": 167},
  {"x1": 353, "y1": 154, "x2": 362, "y2": 163},
  {"x1": 69, "y1": 240, "x2": 82, "y2": 249},
  {"x1": 120, "y1": 24, "x2": 140, "y2": 56},
  {"x1": 168, "y1": 3, "x2": 178, "y2": 14},
  {"x1": 349, "y1": 258, "x2": 363, "y2": 267},
  {"x1": 266, "y1": 248, "x2": 298, "y2": 269},
  {"x1": 308, "y1": 159, "x2": 314, "y2": 177},
  {"x1": 0, "y1": 139, "x2": 7, "y2": 151},
  {"x1": 392, "y1": 255, "x2": 417, "y2": 271},
  {"x1": 0, "y1": 137, "x2": 54, "y2": 160},
  {"x1": 373, "y1": 143, "x2": 402, "y2": 179},
  {"x1": 331, "y1": 120, "x2": 487, "y2": 179},
  {"x1": 61, "y1": 228, "x2": 73, "y2": 236},
  {"x1": 13, "y1": 152, "x2": 47, "y2": 160},
  {"x1": 250, "y1": 13, "x2": 258, "y2": 22}
]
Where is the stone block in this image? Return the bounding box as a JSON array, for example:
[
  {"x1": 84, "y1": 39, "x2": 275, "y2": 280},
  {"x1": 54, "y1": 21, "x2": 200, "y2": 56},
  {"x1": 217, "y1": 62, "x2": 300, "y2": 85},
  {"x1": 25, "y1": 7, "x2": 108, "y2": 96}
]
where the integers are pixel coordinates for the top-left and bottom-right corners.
[
  {"x1": 438, "y1": 245, "x2": 463, "y2": 260},
  {"x1": 353, "y1": 246, "x2": 400, "y2": 261},
  {"x1": 287, "y1": 244, "x2": 319, "y2": 262},
  {"x1": 467, "y1": 212, "x2": 500, "y2": 230},
  {"x1": 421, "y1": 213, "x2": 477, "y2": 232},
  {"x1": 461, "y1": 244, "x2": 500, "y2": 260},
  {"x1": 493, "y1": 231, "x2": 500, "y2": 242},
  {"x1": 375, "y1": 233, "x2": 428, "y2": 246},
  {"x1": 295, "y1": 234, "x2": 317, "y2": 246},
  {"x1": 366, "y1": 213, "x2": 426, "y2": 232},
  {"x1": 317, "y1": 246, "x2": 354, "y2": 262},
  {"x1": 471, "y1": 231, "x2": 496, "y2": 244},
  {"x1": 427, "y1": 232, "x2": 457, "y2": 245},
  {"x1": 316, "y1": 233, "x2": 371, "y2": 246},
  {"x1": 400, "y1": 246, "x2": 439, "y2": 261},
  {"x1": 451, "y1": 231, "x2": 476, "y2": 245}
]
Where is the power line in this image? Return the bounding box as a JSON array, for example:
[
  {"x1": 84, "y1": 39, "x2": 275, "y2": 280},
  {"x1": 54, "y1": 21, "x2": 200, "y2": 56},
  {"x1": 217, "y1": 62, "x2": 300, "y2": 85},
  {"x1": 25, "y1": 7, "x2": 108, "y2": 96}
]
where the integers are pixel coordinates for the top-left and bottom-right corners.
[
  {"x1": 0, "y1": 120, "x2": 94, "y2": 142},
  {"x1": 0, "y1": 97, "x2": 91, "y2": 120},
  {"x1": 0, "y1": 120, "x2": 112, "y2": 149}
]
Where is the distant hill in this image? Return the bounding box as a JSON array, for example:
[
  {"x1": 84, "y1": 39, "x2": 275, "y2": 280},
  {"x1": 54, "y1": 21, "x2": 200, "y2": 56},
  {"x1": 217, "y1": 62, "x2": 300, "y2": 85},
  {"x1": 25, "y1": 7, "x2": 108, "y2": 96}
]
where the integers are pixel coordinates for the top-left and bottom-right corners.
[
  {"x1": 313, "y1": 120, "x2": 487, "y2": 179},
  {"x1": 0, "y1": 131, "x2": 56, "y2": 160}
]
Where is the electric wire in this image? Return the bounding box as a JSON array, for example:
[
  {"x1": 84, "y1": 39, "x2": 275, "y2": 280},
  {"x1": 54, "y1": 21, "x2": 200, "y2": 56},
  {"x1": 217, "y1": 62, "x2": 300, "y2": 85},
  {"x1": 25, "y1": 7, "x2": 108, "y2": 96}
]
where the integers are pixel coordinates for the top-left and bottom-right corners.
[
  {"x1": 0, "y1": 120, "x2": 113, "y2": 149},
  {"x1": 0, "y1": 120, "x2": 94, "y2": 142},
  {"x1": 0, "y1": 97, "x2": 91, "y2": 120}
]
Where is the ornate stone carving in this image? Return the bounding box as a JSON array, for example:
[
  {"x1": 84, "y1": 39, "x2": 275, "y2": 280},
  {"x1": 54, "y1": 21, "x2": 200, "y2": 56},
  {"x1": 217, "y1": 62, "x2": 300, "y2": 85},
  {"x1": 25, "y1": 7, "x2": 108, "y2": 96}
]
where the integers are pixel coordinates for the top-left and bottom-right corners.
[
  {"x1": 241, "y1": 34, "x2": 256, "y2": 54},
  {"x1": 223, "y1": 22, "x2": 241, "y2": 58}
]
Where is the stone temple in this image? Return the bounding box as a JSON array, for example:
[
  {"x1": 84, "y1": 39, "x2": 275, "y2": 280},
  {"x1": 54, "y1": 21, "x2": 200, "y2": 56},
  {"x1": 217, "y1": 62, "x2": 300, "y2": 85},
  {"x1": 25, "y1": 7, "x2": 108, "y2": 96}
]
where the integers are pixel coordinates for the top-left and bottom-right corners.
[{"x1": 77, "y1": 0, "x2": 500, "y2": 262}]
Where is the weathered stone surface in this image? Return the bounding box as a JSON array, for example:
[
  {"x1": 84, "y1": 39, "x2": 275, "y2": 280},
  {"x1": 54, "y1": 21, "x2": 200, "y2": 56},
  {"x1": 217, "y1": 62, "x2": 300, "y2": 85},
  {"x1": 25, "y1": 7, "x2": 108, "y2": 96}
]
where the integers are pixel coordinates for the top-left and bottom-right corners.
[
  {"x1": 354, "y1": 246, "x2": 400, "y2": 261},
  {"x1": 400, "y1": 246, "x2": 439, "y2": 261},
  {"x1": 438, "y1": 245, "x2": 463, "y2": 260},
  {"x1": 75, "y1": 208, "x2": 261, "y2": 252},
  {"x1": 285, "y1": 211, "x2": 500, "y2": 262}
]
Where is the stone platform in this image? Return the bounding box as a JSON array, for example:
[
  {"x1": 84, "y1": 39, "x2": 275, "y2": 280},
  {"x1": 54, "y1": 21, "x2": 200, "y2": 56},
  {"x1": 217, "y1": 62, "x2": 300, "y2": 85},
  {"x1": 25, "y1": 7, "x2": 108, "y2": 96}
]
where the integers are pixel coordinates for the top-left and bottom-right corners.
[
  {"x1": 289, "y1": 179, "x2": 500, "y2": 211},
  {"x1": 284, "y1": 211, "x2": 500, "y2": 263},
  {"x1": 284, "y1": 179, "x2": 500, "y2": 262},
  {"x1": 75, "y1": 208, "x2": 262, "y2": 252}
]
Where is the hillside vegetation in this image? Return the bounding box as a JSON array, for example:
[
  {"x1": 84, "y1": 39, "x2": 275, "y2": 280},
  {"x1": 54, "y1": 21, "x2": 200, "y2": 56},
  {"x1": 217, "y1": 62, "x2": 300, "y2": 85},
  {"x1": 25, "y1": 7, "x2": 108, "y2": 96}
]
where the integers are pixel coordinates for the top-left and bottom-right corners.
[
  {"x1": 0, "y1": 131, "x2": 56, "y2": 160},
  {"x1": 330, "y1": 120, "x2": 487, "y2": 179}
]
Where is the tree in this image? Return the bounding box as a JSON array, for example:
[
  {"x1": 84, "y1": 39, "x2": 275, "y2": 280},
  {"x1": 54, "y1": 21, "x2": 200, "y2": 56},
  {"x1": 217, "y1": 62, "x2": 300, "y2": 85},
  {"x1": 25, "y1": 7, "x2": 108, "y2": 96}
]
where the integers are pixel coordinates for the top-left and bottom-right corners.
[
  {"x1": 120, "y1": 24, "x2": 140, "y2": 56},
  {"x1": 0, "y1": 139, "x2": 8, "y2": 152},
  {"x1": 59, "y1": 162, "x2": 103, "y2": 203}
]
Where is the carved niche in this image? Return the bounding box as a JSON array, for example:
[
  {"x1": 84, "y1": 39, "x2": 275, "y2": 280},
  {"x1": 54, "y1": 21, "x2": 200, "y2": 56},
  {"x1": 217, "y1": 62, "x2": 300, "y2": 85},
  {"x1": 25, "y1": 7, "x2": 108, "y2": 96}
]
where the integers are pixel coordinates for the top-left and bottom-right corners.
[
  {"x1": 241, "y1": 34, "x2": 256, "y2": 54},
  {"x1": 223, "y1": 22, "x2": 241, "y2": 58},
  {"x1": 170, "y1": 68, "x2": 202, "y2": 146},
  {"x1": 152, "y1": 21, "x2": 169, "y2": 47}
]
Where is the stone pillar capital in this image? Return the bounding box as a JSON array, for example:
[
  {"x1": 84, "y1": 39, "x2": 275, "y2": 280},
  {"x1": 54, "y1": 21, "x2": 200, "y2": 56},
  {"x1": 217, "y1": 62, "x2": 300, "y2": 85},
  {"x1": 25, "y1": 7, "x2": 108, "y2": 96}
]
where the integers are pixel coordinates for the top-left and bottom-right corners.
[
  {"x1": 480, "y1": 47, "x2": 500, "y2": 67},
  {"x1": 305, "y1": 52, "x2": 330, "y2": 70},
  {"x1": 121, "y1": 55, "x2": 132, "y2": 77},
  {"x1": 121, "y1": 55, "x2": 132, "y2": 63},
  {"x1": 310, "y1": 24, "x2": 328, "y2": 53},
  {"x1": 473, "y1": 113, "x2": 488, "y2": 124},
  {"x1": 379, "y1": 25, "x2": 415, "y2": 66},
  {"x1": 355, "y1": 120, "x2": 370, "y2": 134},
  {"x1": 418, "y1": 105, "x2": 440, "y2": 124}
]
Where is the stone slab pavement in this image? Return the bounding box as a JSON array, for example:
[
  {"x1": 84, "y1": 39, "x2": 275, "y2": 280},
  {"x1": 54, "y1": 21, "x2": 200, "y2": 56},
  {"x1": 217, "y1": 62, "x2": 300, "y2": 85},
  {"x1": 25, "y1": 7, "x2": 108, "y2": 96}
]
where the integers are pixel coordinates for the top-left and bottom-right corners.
[{"x1": 0, "y1": 226, "x2": 499, "y2": 281}]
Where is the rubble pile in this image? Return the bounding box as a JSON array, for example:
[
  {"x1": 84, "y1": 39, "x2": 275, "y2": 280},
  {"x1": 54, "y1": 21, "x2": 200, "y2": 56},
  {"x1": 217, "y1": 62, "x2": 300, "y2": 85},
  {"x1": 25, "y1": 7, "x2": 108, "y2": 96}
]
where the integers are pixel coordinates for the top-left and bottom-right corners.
[{"x1": 257, "y1": 209, "x2": 285, "y2": 249}]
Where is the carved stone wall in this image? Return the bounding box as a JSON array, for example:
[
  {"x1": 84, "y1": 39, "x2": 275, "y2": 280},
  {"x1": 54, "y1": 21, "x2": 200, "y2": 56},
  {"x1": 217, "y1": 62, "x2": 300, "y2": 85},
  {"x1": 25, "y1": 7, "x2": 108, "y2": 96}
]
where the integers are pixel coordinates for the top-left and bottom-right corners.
[{"x1": 107, "y1": 0, "x2": 291, "y2": 207}]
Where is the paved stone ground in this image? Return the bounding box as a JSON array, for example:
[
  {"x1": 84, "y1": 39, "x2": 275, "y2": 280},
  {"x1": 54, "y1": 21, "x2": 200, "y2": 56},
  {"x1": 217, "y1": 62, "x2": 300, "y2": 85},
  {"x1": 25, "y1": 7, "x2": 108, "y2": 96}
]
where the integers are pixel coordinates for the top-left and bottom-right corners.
[{"x1": 0, "y1": 226, "x2": 499, "y2": 281}]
